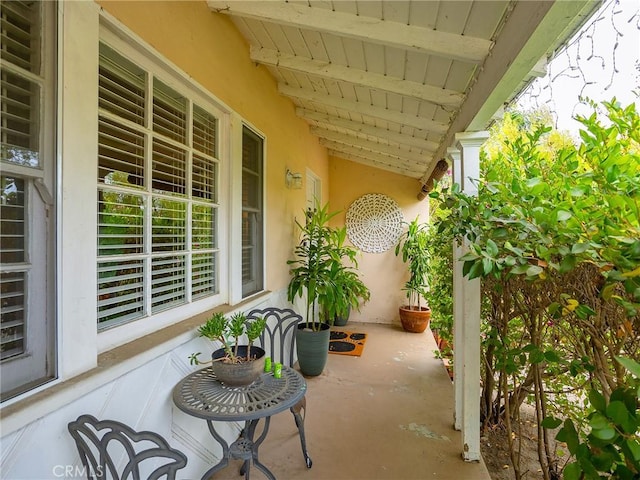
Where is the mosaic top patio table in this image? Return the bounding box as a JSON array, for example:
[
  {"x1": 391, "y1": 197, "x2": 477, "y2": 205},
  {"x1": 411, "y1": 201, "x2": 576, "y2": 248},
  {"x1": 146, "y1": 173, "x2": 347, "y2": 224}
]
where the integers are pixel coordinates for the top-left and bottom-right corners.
[{"x1": 172, "y1": 365, "x2": 307, "y2": 480}]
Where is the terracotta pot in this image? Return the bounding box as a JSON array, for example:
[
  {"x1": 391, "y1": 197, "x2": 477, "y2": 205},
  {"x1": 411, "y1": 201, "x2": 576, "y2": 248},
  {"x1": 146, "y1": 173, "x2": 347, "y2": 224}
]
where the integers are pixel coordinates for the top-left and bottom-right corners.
[{"x1": 398, "y1": 306, "x2": 431, "y2": 333}]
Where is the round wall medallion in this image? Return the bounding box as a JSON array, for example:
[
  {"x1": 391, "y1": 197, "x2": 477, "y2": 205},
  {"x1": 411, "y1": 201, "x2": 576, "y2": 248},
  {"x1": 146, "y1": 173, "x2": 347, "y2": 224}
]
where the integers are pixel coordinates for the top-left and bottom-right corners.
[{"x1": 346, "y1": 194, "x2": 403, "y2": 253}]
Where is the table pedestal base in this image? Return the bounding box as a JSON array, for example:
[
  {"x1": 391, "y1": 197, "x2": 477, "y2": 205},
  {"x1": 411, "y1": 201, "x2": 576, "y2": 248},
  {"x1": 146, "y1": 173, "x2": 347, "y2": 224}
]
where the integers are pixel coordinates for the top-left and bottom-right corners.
[{"x1": 201, "y1": 417, "x2": 275, "y2": 480}]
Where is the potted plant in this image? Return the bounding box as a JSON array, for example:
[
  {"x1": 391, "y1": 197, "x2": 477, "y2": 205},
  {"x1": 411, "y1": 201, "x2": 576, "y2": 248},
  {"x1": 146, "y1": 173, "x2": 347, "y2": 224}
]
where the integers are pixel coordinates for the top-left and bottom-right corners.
[
  {"x1": 189, "y1": 312, "x2": 267, "y2": 386},
  {"x1": 394, "y1": 216, "x2": 431, "y2": 333},
  {"x1": 287, "y1": 201, "x2": 367, "y2": 375},
  {"x1": 325, "y1": 267, "x2": 370, "y2": 327}
]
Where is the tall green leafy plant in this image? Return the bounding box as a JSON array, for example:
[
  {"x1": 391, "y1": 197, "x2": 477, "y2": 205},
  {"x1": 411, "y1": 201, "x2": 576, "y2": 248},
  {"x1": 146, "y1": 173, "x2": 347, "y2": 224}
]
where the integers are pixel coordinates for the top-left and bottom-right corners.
[
  {"x1": 395, "y1": 217, "x2": 430, "y2": 310},
  {"x1": 287, "y1": 201, "x2": 366, "y2": 330},
  {"x1": 425, "y1": 182, "x2": 454, "y2": 348}
]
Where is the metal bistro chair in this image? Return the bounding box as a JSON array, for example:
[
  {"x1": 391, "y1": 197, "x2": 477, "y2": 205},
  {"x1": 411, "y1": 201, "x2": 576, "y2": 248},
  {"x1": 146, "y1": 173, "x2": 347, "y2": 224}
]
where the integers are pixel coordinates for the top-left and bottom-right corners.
[
  {"x1": 246, "y1": 307, "x2": 312, "y2": 468},
  {"x1": 67, "y1": 414, "x2": 187, "y2": 480}
]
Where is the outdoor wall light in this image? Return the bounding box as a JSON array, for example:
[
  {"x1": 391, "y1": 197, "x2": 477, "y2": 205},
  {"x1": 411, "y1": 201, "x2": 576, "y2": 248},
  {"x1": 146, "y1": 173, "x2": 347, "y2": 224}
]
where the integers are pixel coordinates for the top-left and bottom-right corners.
[{"x1": 286, "y1": 169, "x2": 303, "y2": 189}]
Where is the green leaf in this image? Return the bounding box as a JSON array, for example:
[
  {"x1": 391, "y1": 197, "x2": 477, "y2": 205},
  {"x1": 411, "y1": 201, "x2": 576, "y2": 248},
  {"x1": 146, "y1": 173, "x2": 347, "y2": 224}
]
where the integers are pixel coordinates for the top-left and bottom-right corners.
[
  {"x1": 557, "y1": 419, "x2": 580, "y2": 453},
  {"x1": 544, "y1": 350, "x2": 561, "y2": 363},
  {"x1": 589, "y1": 389, "x2": 607, "y2": 413},
  {"x1": 486, "y1": 239, "x2": 499, "y2": 257},
  {"x1": 541, "y1": 416, "x2": 562, "y2": 429},
  {"x1": 591, "y1": 450, "x2": 615, "y2": 472},
  {"x1": 616, "y1": 356, "x2": 640, "y2": 378},
  {"x1": 589, "y1": 412, "x2": 610, "y2": 430},
  {"x1": 560, "y1": 255, "x2": 577, "y2": 273},
  {"x1": 606, "y1": 400, "x2": 630, "y2": 426},
  {"x1": 530, "y1": 349, "x2": 545, "y2": 364},
  {"x1": 591, "y1": 425, "x2": 616, "y2": 441},
  {"x1": 557, "y1": 210, "x2": 572, "y2": 222},
  {"x1": 526, "y1": 265, "x2": 543, "y2": 277},
  {"x1": 563, "y1": 462, "x2": 582, "y2": 480},
  {"x1": 571, "y1": 242, "x2": 590, "y2": 254},
  {"x1": 511, "y1": 265, "x2": 530, "y2": 275},
  {"x1": 575, "y1": 304, "x2": 596, "y2": 319},
  {"x1": 627, "y1": 438, "x2": 640, "y2": 461},
  {"x1": 482, "y1": 257, "x2": 493, "y2": 275},
  {"x1": 467, "y1": 261, "x2": 484, "y2": 280}
]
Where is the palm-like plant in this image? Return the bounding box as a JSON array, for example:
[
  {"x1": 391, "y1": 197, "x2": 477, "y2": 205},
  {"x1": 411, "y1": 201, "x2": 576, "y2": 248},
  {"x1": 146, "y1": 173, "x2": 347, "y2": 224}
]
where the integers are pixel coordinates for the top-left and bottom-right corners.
[
  {"x1": 287, "y1": 201, "x2": 368, "y2": 330},
  {"x1": 395, "y1": 217, "x2": 430, "y2": 310}
]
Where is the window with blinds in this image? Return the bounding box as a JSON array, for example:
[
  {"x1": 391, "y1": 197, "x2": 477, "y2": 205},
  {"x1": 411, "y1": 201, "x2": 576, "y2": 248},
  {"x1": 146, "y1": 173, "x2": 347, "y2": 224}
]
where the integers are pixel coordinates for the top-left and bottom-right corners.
[
  {"x1": 1, "y1": 0, "x2": 56, "y2": 400},
  {"x1": 241, "y1": 126, "x2": 264, "y2": 297},
  {"x1": 97, "y1": 42, "x2": 220, "y2": 329}
]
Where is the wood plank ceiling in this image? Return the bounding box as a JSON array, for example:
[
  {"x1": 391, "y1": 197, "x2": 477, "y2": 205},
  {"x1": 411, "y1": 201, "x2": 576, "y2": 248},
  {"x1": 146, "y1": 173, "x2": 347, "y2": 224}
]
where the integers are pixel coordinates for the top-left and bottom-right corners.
[{"x1": 208, "y1": 0, "x2": 598, "y2": 193}]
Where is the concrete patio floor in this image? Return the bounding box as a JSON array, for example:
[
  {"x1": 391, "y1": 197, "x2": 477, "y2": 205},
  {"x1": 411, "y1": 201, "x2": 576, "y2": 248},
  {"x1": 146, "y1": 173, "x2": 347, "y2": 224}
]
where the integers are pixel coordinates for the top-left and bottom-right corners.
[{"x1": 210, "y1": 322, "x2": 491, "y2": 480}]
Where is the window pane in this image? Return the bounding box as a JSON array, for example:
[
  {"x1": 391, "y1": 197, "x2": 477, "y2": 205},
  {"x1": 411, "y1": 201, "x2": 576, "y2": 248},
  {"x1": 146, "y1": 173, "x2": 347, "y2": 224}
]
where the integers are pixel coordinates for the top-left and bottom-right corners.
[
  {"x1": 153, "y1": 79, "x2": 186, "y2": 143},
  {"x1": 98, "y1": 117, "x2": 145, "y2": 187},
  {"x1": 0, "y1": 272, "x2": 25, "y2": 360},
  {"x1": 99, "y1": 44, "x2": 145, "y2": 126},
  {"x1": 0, "y1": 1, "x2": 41, "y2": 74},
  {"x1": 97, "y1": 260, "x2": 144, "y2": 326},
  {"x1": 152, "y1": 138, "x2": 186, "y2": 195},
  {"x1": 1, "y1": 176, "x2": 25, "y2": 263},
  {"x1": 151, "y1": 255, "x2": 186, "y2": 312},
  {"x1": 242, "y1": 171, "x2": 260, "y2": 210},
  {"x1": 242, "y1": 211, "x2": 257, "y2": 284},
  {"x1": 192, "y1": 153, "x2": 217, "y2": 201},
  {"x1": 1, "y1": 69, "x2": 41, "y2": 168},
  {"x1": 98, "y1": 190, "x2": 144, "y2": 256},
  {"x1": 193, "y1": 105, "x2": 217, "y2": 157},
  {"x1": 192, "y1": 252, "x2": 217, "y2": 299},
  {"x1": 192, "y1": 204, "x2": 216, "y2": 250},
  {"x1": 152, "y1": 198, "x2": 186, "y2": 252},
  {"x1": 241, "y1": 126, "x2": 263, "y2": 297}
]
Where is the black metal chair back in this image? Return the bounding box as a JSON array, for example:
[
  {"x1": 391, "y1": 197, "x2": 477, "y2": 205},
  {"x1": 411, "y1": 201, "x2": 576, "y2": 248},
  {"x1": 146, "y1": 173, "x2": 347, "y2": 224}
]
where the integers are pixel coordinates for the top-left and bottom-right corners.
[
  {"x1": 246, "y1": 307, "x2": 302, "y2": 367},
  {"x1": 67, "y1": 414, "x2": 187, "y2": 480}
]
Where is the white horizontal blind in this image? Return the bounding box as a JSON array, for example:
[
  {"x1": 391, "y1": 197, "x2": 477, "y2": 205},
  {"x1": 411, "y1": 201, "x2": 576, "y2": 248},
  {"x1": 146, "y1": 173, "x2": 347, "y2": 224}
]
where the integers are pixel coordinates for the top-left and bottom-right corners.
[
  {"x1": 1, "y1": 1, "x2": 42, "y2": 169},
  {"x1": 97, "y1": 42, "x2": 220, "y2": 329},
  {"x1": 0, "y1": 177, "x2": 25, "y2": 359}
]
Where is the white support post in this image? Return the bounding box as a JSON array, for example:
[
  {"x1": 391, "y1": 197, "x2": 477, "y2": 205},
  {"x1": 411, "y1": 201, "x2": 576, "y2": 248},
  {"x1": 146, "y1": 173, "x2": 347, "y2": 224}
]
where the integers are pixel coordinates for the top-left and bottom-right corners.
[
  {"x1": 447, "y1": 147, "x2": 463, "y2": 432},
  {"x1": 454, "y1": 131, "x2": 488, "y2": 462}
]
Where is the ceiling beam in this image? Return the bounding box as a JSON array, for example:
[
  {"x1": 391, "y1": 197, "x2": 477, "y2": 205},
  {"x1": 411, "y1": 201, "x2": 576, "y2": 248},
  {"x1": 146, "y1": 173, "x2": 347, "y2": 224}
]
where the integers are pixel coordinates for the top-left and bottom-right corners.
[
  {"x1": 310, "y1": 126, "x2": 429, "y2": 165},
  {"x1": 297, "y1": 109, "x2": 440, "y2": 152},
  {"x1": 319, "y1": 139, "x2": 430, "y2": 171},
  {"x1": 327, "y1": 150, "x2": 421, "y2": 179},
  {"x1": 251, "y1": 47, "x2": 463, "y2": 107},
  {"x1": 208, "y1": 1, "x2": 491, "y2": 63},
  {"x1": 279, "y1": 84, "x2": 449, "y2": 133}
]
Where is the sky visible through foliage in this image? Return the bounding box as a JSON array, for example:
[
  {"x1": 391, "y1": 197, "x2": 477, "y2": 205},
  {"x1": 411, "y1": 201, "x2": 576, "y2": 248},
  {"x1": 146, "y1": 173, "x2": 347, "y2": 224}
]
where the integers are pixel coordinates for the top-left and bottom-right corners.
[{"x1": 516, "y1": 0, "x2": 639, "y2": 137}]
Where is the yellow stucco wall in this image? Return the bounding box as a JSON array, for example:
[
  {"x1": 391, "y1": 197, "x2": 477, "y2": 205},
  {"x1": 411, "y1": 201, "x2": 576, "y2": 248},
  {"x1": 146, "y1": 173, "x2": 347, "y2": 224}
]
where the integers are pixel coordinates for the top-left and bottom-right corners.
[
  {"x1": 96, "y1": 1, "x2": 425, "y2": 323},
  {"x1": 98, "y1": 0, "x2": 328, "y2": 292},
  {"x1": 328, "y1": 156, "x2": 429, "y2": 325}
]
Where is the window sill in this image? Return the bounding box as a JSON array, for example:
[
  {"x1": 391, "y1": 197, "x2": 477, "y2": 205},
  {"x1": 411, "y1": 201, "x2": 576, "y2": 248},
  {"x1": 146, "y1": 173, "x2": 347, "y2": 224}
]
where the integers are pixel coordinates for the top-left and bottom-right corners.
[{"x1": 0, "y1": 292, "x2": 272, "y2": 436}]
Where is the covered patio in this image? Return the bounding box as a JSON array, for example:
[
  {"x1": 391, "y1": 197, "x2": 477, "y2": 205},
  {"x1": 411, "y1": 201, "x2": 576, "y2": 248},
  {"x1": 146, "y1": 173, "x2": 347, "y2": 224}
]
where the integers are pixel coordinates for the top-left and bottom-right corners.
[
  {"x1": 0, "y1": 1, "x2": 603, "y2": 478},
  {"x1": 204, "y1": 322, "x2": 491, "y2": 480}
]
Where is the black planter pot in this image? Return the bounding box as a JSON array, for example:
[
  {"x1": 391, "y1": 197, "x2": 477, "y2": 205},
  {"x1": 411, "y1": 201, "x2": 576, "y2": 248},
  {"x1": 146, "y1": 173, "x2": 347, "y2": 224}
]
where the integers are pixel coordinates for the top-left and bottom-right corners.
[
  {"x1": 295, "y1": 323, "x2": 330, "y2": 376},
  {"x1": 332, "y1": 306, "x2": 351, "y2": 327}
]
